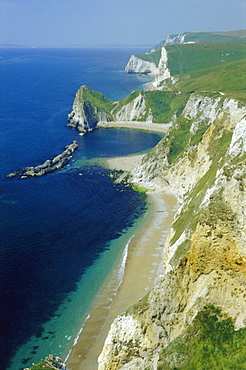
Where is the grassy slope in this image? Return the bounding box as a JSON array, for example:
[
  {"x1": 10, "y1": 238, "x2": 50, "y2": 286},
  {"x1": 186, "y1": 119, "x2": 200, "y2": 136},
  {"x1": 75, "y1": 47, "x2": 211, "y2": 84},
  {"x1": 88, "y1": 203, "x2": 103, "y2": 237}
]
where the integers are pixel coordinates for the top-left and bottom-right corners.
[
  {"x1": 158, "y1": 306, "x2": 246, "y2": 370},
  {"x1": 143, "y1": 91, "x2": 190, "y2": 123},
  {"x1": 166, "y1": 43, "x2": 246, "y2": 75},
  {"x1": 172, "y1": 58, "x2": 246, "y2": 100},
  {"x1": 77, "y1": 85, "x2": 115, "y2": 116},
  {"x1": 133, "y1": 48, "x2": 162, "y2": 66}
]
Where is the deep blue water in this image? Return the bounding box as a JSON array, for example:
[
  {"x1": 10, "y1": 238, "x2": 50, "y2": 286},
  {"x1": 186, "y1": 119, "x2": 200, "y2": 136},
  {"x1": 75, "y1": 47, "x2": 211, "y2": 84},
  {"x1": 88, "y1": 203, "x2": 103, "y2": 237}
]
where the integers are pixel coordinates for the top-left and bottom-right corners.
[{"x1": 0, "y1": 48, "x2": 161, "y2": 369}]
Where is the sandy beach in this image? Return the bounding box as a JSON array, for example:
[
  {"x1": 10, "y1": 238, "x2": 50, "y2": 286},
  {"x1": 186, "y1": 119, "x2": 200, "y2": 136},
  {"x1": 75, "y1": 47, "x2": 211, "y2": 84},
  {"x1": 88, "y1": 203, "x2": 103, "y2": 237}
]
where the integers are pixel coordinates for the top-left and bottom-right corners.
[
  {"x1": 97, "y1": 120, "x2": 171, "y2": 133},
  {"x1": 65, "y1": 147, "x2": 178, "y2": 370}
]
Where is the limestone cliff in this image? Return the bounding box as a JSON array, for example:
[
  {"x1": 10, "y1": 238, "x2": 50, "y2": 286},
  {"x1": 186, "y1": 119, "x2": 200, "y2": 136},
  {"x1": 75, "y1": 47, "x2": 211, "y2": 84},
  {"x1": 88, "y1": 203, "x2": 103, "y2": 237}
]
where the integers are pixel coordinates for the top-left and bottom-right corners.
[
  {"x1": 125, "y1": 55, "x2": 159, "y2": 75},
  {"x1": 115, "y1": 93, "x2": 147, "y2": 121},
  {"x1": 67, "y1": 85, "x2": 113, "y2": 133},
  {"x1": 125, "y1": 46, "x2": 177, "y2": 90},
  {"x1": 98, "y1": 93, "x2": 246, "y2": 369}
]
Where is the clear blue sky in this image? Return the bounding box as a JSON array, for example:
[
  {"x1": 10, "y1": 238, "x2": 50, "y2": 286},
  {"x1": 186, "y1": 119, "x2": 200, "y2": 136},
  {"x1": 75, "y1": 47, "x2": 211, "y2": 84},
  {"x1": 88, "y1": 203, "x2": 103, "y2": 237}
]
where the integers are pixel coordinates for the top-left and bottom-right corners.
[{"x1": 0, "y1": 0, "x2": 245, "y2": 47}]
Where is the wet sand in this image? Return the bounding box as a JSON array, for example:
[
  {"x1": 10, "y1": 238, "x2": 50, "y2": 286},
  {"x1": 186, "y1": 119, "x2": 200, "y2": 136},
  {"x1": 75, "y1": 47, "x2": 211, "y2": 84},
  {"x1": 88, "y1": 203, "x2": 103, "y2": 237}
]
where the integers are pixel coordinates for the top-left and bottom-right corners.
[{"x1": 65, "y1": 181, "x2": 178, "y2": 369}]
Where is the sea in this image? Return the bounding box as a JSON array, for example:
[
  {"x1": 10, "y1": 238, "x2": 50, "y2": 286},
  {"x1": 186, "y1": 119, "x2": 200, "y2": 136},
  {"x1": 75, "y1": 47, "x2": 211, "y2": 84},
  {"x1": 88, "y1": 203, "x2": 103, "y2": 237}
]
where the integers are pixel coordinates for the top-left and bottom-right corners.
[{"x1": 0, "y1": 47, "x2": 163, "y2": 370}]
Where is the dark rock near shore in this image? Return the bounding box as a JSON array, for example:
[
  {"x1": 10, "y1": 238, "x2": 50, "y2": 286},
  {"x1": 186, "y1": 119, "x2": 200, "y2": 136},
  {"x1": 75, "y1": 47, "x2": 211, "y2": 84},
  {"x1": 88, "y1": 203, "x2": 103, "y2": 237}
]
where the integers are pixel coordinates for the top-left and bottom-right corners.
[{"x1": 7, "y1": 141, "x2": 78, "y2": 179}]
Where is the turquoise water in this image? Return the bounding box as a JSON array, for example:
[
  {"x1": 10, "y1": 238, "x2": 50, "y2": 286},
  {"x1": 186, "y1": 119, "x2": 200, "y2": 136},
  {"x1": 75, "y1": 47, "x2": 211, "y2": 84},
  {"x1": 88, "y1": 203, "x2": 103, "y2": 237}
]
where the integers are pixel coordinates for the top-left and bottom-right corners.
[{"x1": 0, "y1": 47, "x2": 161, "y2": 369}]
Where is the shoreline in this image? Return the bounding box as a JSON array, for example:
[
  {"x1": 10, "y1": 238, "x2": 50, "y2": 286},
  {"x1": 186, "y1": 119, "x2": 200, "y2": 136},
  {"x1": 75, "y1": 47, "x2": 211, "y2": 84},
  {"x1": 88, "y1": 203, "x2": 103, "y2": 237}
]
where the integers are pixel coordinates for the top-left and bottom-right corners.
[
  {"x1": 65, "y1": 154, "x2": 178, "y2": 369},
  {"x1": 97, "y1": 121, "x2": 171, "y2": 133}
]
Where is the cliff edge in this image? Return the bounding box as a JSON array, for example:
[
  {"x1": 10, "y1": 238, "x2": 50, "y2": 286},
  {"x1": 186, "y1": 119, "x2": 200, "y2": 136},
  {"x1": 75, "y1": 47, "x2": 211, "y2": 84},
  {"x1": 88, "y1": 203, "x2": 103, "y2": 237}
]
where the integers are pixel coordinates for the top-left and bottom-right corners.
[{"x1": 98, "y1": 91, "x2": 246, "y2": 369}]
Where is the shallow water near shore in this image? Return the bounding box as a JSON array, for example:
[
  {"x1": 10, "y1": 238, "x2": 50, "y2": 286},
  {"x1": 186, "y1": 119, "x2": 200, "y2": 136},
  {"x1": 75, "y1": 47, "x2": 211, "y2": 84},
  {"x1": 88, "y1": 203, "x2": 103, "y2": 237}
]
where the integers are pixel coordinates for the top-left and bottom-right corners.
[
  {"x1": 0, "y1": 47, "x2": 163, "y2": 369},
  {"x1": 65, "y1": 192, "x2": 178, "y2": 370}
]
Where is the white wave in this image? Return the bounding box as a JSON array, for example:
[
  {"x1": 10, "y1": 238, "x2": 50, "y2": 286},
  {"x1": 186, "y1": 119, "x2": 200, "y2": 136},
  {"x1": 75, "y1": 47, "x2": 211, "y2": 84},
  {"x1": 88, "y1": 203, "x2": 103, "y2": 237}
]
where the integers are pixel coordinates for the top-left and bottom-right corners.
[{"x1": 64, "y1": 313, "x2": 90, "y2": 363}]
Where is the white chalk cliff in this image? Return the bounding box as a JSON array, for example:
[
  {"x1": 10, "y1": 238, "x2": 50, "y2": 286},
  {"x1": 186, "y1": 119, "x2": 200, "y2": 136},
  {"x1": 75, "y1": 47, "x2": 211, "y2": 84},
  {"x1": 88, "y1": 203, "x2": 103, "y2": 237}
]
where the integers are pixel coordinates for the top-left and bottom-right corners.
[
  {"x1": 125, "y1": 55, "x2": 158, "y2": 75},
  {"x1": 152, "y1": 47, "x2": 177, "y2": 89},
  {"x1": 125, "y1": 47, "x2": 177, "y2": 89},
  {"x1": 67, "y1": 85, "x2": 112, "y2": 132},
  {"x1": 115, "y1": 93, "x2": 147, "y2": 121},
  {"x1": 98, "y1": 93, "x2": 246, "y2": 369}
]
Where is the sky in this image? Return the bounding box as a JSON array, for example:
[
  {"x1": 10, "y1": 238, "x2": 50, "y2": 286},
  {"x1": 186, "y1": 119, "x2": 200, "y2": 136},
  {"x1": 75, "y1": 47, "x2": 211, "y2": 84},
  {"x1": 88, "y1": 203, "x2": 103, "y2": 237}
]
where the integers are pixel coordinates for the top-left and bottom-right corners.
[{"x1": 0, "y1": 0, "x2": 245, "y2": 47}]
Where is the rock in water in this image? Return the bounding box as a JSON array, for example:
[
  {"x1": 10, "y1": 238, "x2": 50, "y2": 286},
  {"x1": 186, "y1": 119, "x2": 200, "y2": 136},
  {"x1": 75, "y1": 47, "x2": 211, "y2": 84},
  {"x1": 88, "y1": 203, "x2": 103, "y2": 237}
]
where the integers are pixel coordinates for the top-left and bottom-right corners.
[{"x1": 7, "y1": 141, "x2": 78, "y2": 179}]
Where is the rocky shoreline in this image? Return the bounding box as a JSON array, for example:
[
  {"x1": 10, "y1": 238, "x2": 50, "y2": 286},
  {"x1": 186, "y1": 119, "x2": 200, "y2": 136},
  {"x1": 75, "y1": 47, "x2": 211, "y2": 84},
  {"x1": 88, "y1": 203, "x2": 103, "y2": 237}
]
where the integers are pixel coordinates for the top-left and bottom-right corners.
[{"x1": 7, "y1": 141, "x2": 78, "y2": 179}]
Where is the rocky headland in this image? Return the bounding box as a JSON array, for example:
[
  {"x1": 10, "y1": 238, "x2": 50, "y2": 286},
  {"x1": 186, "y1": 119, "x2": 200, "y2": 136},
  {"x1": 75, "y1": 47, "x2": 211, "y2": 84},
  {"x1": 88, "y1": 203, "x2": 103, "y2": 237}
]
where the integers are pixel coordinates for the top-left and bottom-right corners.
[{"x1": 7, "y1": 141, "x2": 78, "y2": 179}]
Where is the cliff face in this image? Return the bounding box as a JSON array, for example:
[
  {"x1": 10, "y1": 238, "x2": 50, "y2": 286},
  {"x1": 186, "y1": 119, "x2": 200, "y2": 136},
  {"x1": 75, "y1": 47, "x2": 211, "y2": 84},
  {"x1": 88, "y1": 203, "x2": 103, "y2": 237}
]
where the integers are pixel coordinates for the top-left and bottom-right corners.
[
  {"x1": 67, "y1": 85, "x2": 113, "y2": 132},
  {"x1": 152, "y1": 47, "x2": 177, "y2": 89},
  {"x1": 125, "y1": 47, "x2": 177, "y2": 89},
  {"x1": 98, "y1": 94, "x2": 246, "y2": 369},
  {"x1": 125, "y1": 55, "x2": 159, "y2": 75},
  {"x1": 115, "y1": 93, "x2": 148, "y2": 121}
]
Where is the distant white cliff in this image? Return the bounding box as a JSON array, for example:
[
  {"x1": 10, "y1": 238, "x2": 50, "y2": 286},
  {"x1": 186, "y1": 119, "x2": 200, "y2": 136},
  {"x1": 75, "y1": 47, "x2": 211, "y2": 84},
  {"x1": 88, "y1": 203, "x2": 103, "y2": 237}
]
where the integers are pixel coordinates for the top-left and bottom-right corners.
[
  {"x1": 152, "y1": 47, "x2": 178, "y2": 89},
  {"x1": 125, "y1": 55, "x2": 158, "y2": 75},
  {"x1": 125, "y1": 46, "x2": 177, "y2": 89}
]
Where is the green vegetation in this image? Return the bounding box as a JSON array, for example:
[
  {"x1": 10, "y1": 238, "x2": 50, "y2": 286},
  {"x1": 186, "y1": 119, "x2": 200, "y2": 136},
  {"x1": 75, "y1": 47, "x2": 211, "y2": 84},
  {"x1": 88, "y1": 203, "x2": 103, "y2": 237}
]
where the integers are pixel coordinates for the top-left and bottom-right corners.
[
  {"x1": 135, "y1": 48, "x2": 162, "y2": 67},
  {"x1": 77, "y1": 85, "x2": 115, "y2": 117},
  {"x1": 166, "y1": 43, "x2": 246, "y2": 76},
  {"x1": 183, "y1": 30, "x2": 246, "y2": 44},
  {"x1": 28, "y1": 362, "x2": 52, "y2": 370},
  {"x1": 111, "y1": 90, "x2": 141, "y2": 115},
  {"x1": 112, "y1": 90, "x2": 191, "y2": 123},
  {"x1": 172, "y1": 58, "x2": 246, "y2": 100},
  {"x1": 166, "y1": 117, "x2": 192, "y2": 164},
  {"x1": 170, "y1": 127, "x2": 233, "y2": 268},
  {"x1": 26, "y1": 355, "x2": 65, "y2": 370},
  {"x1": 127, "y1": 292, "x2": 150, "y2": 315},
  {"x1": 143, "y1": 91, "x2": 190, "y2": 123},
  {"x1": 158, "y1": 306, "x2": 246, "y2": 370},
  {"x1": 151, "y1": 30, "x2": 246, "y2": 52}
]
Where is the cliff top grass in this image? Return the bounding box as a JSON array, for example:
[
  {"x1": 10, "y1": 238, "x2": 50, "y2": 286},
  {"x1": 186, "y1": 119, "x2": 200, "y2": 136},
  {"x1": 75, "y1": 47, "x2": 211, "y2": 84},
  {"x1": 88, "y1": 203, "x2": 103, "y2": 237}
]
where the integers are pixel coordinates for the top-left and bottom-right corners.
[
  {"x1": 133, "y1": 48, "x2": 162, "y2": 67},
  {"x1": 143, "y1": 91, "x2": 190, "y2": 123},
  {"x1": 166, "y1": 43, "x2": 246, "y2": 76},
  {"x1": 158, "y1": 306, "x2": 246, "y2": 370},
  {"x1": 151, "y1": 29, "x2": 246, "y2": 50},
  {"x1": 76, "y1": 85, "x2": 115, "y2": 115},
  {"x1": 169, "y1": 58, "x2": 246, "y2": 100}
]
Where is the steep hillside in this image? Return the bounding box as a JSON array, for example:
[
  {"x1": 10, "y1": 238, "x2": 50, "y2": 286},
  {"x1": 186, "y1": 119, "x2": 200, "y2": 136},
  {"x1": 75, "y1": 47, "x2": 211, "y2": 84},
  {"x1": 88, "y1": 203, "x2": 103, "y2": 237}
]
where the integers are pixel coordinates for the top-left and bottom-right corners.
[
  {"x1": 125, "y1": 42, "x2": 246, "y2": 89},
  {"x1": 98, "y1": 92, "x2": 246, "y2": 370},
  {"x1": 165, "y1": 43, "x2": 246, "y2": 76},
  {"x1": 67, "y1": 85, "x2": 114, "y2": 132}
]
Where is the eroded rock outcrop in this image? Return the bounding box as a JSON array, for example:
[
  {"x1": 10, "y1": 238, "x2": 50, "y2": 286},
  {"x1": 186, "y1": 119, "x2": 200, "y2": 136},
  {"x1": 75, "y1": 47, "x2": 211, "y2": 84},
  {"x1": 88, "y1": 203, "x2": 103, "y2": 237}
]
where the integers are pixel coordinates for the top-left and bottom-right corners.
[
  {"x1": 125, "y1": 47, "x2": 178, "y2": 90},
  {"x1": 152, "y1": 47, "x2": 177, "y2": 89},
  {"x1": 67, "y1": 85, "x2": 113, "y2": 133},
  {"x1": 125, "y1": 55, "x2": 159, "y2": 75},
  {"x1": 115, "y1": 93, "x2": 147, "y2": 121},
  {"x1": 25, "y1": 355, "x2": 67, "y2": 370},
  {"x1": 98, "y1": 94, "x2": 246, "y2": 369},
  {"x1": 7, "y1": 141, "x2": 78, "y2": 179}
]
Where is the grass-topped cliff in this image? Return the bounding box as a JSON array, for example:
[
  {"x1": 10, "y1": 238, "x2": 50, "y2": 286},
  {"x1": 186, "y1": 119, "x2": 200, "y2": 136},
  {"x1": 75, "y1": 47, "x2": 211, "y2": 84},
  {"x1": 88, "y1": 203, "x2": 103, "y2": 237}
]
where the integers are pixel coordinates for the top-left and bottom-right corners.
[
  {"x1": 97, "y1": 34, "x2": 246, "y2": 370},
  {"x1": 165, "y1": 42, "x2": 246, "y2": 75},
  {"x1": 99, "y1": 88, "x2": 246, "y2": 370},
  {"x1": 151, "y1": 29, "x2": 246, "y2": 51},
  {"x1": 68, "y1": 38, "x2": 246, "y2": 134},
  {"x1": 157, "y1": 306, "x2": 246, "y2": 369}
]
